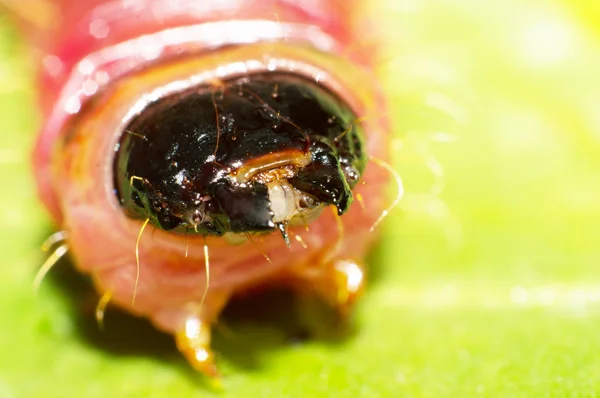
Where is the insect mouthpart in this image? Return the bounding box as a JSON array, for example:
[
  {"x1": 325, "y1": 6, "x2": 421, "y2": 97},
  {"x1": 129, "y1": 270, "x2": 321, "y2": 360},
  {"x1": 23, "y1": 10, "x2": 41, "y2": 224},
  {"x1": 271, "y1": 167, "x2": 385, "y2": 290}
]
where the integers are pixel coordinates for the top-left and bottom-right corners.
[{"x1": 113, "y1": 72, "x2": 367, "y2": 238}]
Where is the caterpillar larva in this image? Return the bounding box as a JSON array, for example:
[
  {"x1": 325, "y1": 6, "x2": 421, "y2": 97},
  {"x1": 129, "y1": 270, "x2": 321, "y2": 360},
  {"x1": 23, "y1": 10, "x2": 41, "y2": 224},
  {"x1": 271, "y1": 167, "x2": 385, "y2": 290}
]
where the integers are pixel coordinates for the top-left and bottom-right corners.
[{"x1": 11, "y1": 0, "x2": 395, "y2": 377}]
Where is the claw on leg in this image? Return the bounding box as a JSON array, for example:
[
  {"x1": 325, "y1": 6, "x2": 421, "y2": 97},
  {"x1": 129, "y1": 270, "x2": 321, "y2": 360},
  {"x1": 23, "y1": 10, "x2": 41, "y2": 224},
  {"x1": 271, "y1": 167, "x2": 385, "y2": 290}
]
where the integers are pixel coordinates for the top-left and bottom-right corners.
[
  {"x1": 329, "y1": 259, "x2": 366, "y2": 315},
  {"x1": 295, "y1": 258, "x2": 366, "y2": 318},
  {"x1": 176, "y1": 315, "x2": 220, "y2": 379}
]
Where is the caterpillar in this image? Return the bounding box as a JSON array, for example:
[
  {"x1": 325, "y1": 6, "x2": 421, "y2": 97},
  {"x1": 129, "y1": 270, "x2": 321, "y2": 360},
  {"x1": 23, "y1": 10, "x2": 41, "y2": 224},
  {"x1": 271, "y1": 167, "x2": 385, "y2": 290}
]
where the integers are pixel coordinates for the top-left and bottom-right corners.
[{"x1": 6, "y1": 0, "x2": 398, "y2": 377}]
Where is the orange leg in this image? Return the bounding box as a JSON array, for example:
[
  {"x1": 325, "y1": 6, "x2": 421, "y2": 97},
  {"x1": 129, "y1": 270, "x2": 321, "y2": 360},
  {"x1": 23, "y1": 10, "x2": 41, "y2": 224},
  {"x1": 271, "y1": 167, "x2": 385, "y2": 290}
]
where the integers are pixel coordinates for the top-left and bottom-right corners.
[
  {"x1": 173, "y1": 292, "x2": 230, "y2": 379},
  {"x1": 292, "y1": 257, "x2": 366, "y2": 319}
]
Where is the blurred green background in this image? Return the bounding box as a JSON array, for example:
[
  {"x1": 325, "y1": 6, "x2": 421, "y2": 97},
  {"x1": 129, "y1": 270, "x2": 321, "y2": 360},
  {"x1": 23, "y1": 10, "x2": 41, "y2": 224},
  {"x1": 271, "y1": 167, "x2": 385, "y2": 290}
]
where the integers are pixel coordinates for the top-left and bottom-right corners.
[{"x1": 1, "y1": 0, "x2": 600, "y2": 396}]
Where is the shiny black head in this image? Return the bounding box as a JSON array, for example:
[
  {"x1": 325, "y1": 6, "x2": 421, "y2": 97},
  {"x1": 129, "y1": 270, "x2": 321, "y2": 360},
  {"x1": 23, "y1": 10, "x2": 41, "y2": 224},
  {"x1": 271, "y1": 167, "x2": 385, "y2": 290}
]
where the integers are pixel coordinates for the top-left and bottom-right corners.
[{"x1": 113, "y1": 72, "x2": 367, "y2": 236}]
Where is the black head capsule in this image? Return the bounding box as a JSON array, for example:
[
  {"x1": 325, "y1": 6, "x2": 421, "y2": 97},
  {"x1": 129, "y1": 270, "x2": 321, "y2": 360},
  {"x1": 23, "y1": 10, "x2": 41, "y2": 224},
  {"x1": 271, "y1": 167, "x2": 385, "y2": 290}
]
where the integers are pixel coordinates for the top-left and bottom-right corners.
[{"x1": 113, "y1": 72, "x2": 367, "y2": 237}]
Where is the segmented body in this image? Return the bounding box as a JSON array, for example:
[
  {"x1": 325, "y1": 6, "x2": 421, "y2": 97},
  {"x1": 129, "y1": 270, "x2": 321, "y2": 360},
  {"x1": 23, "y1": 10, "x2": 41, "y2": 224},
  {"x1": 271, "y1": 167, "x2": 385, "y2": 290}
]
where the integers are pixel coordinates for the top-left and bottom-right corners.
[{"x1": 24, "y1": 0, "x2": 391, "y2": 375}]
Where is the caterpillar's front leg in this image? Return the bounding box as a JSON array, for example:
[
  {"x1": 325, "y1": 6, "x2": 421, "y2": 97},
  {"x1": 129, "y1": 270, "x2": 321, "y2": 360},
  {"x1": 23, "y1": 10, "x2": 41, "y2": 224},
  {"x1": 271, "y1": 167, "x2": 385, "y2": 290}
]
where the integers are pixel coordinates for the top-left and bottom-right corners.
[
  {"x1": 289, "y1": 256, "x2": 366, "y2": 321},
  {"x1": 318, "y1": 258, "x2": 366, "y2": 316},
  {"x1": 174, "y1": 292, "x2": 230, "y2": 379}
]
